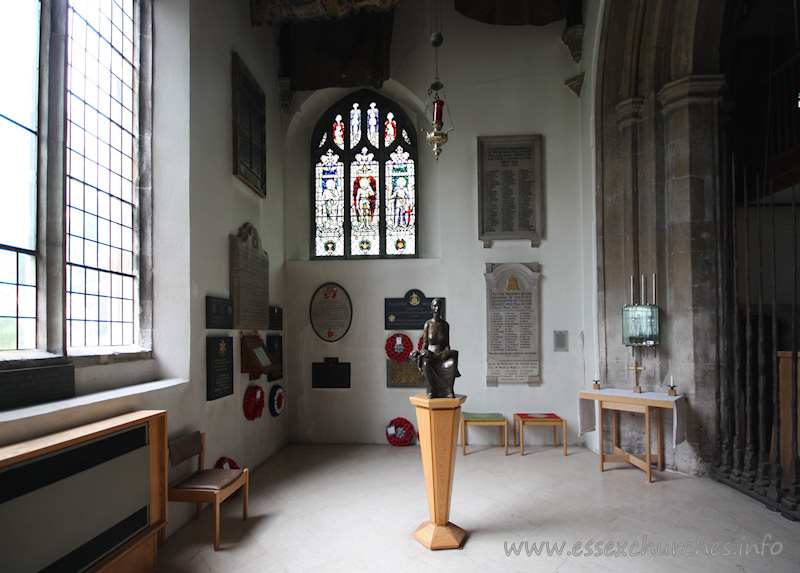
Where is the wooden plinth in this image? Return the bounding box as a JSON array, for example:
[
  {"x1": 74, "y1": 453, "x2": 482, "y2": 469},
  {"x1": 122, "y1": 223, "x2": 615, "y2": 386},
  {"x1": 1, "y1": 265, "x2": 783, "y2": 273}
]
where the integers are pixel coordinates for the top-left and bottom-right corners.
[{"x1": 409, "y1": 393, "x2": 467, "y2": 550}]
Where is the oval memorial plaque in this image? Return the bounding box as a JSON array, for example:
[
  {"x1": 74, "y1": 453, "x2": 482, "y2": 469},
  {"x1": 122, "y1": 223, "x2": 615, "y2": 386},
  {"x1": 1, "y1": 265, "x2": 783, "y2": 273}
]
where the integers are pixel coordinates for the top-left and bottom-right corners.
[{"x1": 310, "y1": 282, "x2": 353, "y2": 342}]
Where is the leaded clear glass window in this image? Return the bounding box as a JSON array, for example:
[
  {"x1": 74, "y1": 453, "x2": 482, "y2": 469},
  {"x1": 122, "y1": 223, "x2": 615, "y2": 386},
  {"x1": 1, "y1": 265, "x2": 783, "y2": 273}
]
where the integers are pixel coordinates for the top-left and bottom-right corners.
[
  {"x1": 312, "y1": 90, "x2": 418, "y2": 259},
  {"x1": 0, "y1": 0, "x2": 150, "y2": 357},
  {"x1": 66, "y1": 0, "x2": 138, "y2": 348},
  {"x1": 0, "y1": 0, "x2": 40, "y2": 350}
]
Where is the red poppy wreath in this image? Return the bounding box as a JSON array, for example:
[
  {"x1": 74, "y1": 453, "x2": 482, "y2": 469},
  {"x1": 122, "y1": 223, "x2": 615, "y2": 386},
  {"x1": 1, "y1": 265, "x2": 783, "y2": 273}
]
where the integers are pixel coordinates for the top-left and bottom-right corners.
[
  {"x1": 385, "y1": 333, "x2": 413, "y2": 362},
  {"x1": 386, "y1": 417, "x2": 416, "y2": 446},
  {"x1": 243, "y1": 384, "x2": 265, "y2": 420}
]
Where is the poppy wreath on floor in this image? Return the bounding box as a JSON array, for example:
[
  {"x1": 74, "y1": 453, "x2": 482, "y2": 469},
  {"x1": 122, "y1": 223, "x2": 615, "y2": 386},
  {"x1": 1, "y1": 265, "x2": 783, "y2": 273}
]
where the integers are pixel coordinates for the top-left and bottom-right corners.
[
  {"x1": 386, "y1": 417, "x2": 416, "y2": 446},
  {"x1": 243, "y1": 384, "x2": 265, "y2": 420},
  {"x1": 385, "y1": 333, "x2": 413, "y2": 362},
  {"x1": 269, "y1": 384, "x2": 285, "y2": 417}
]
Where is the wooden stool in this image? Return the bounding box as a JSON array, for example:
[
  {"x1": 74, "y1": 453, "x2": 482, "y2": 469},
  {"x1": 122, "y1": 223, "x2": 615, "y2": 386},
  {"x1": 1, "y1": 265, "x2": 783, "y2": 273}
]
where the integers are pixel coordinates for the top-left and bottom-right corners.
[
  {"x1": 460, "y1": 412, "x2": 508, "y2": 455},
  {"x1": 513, "y1": 413, "x2": 567, "y2": 456}
]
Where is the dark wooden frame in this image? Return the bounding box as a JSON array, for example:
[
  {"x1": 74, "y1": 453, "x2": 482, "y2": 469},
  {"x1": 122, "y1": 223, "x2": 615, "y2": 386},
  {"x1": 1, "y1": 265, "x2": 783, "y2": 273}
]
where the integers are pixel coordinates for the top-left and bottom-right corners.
[{"x1": 232, "y1": 52, "x2": 266, "y2": 197}]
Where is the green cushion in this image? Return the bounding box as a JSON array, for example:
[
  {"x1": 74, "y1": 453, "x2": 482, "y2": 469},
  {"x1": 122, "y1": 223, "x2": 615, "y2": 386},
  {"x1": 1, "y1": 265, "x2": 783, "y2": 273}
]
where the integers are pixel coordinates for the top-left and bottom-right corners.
[{"x1": 462, "y1": 412, "x2": 504, "y2": 421}]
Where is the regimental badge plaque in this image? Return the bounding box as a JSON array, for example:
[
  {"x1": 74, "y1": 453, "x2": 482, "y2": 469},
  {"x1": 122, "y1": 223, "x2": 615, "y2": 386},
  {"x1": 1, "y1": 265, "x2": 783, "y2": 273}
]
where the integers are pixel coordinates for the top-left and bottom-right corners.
[
  {"x1": 206, "y1": 336, "x2": 234, "y2": 400},
  {"x1": 384, "y1": 289, "x2": 445, "y2": 330}
]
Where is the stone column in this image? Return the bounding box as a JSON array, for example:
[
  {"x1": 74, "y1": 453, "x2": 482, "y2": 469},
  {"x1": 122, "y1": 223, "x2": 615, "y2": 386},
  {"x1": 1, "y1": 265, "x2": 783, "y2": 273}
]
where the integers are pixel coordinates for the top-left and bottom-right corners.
[{"x1": 657, "y1": 75, "x2": 726, "y2": 469}]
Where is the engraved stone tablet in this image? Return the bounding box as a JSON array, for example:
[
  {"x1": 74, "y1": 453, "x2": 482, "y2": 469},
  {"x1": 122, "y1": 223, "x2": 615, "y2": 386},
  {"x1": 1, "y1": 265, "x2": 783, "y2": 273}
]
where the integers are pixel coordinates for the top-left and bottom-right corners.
[
  {"x1": 310, "y1": 283, "x2": 353, "y2": 342},
  {"x1": 230, "y1": 223, "x2": 269, "y2": 329},
  {"x1": 485, "y1": 262, "x2": 541, "y2": 386},
  {"x1": 478, "y1": 135, "x2": 543, "y2": 248}
]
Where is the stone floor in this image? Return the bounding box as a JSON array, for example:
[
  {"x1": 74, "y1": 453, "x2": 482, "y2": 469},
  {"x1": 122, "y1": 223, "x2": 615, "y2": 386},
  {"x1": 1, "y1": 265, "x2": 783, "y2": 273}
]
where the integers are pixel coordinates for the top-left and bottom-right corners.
[{"x1": 158, "y1": 443, "x2": 800, "y2": 572}]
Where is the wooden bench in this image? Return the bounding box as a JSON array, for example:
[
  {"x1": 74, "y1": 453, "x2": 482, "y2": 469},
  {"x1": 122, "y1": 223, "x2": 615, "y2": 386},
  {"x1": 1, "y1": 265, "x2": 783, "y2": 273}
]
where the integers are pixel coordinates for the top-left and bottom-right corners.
[
  {"x1": 513, "y1": 413, "x2": 567, "y2": 456},
  {"x1": 460, "y1": 412, "x2": 508, "y2": 455}
]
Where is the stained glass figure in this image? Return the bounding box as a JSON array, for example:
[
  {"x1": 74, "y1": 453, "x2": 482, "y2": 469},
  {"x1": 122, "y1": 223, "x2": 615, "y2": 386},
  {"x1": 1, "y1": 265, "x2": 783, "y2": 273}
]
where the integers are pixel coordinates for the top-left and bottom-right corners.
[
  {"x1": 314, "y1": 149, "x2": 345, "y2": 256},
  {"x1": 349, "y1": 104, "x2": 361, "y2": 149},
  {"x1": 350, "y1": 148, "x2": 380, "y2": 256},
  {"x1": 332, "y1": 115, "x2": 344, "y2": 149},
  {"x1": 311, "y1": 90, "x2": 417, "y2": 259},
  {"x1": 367, "y1": 102, "x2": 380, "y2": 148},
  {"x1": 385, "y1": 112, "x2": 396, "y2": 147},
  {"x1": 385, "y1": 146, "x2": 415, "y2": 255}
]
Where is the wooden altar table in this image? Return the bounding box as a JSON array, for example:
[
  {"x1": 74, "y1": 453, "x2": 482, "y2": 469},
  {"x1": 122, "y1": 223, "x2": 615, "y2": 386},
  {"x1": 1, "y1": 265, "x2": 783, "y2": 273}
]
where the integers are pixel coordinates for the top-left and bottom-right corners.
[{"x1": 578, "y1": 388, "x2": 685, "y2": 483}]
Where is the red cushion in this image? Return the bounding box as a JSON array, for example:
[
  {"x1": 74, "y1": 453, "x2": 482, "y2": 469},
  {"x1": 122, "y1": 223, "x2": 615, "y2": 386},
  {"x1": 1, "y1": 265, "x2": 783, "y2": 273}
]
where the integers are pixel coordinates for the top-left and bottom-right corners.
[{"x1": 516, "y1": 413, "x2": 562, "y2": 420}]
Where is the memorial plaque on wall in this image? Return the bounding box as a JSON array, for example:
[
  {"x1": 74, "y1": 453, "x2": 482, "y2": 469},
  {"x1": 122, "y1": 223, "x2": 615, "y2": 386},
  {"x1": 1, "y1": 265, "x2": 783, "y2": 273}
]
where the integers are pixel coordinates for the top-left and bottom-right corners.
[
  {"x1": 385, "y1": 289, "x2": 445, "y2": 329},
  {"x1": 0, "y1": 363, "x2": 75, "y2": 410},
  {"x1": 386, "y1": 360, "x2": 425, "y2": 389},
  {"x1": 266, "y1": 334, "x2": 283, "y2": 382},
  {"x1": 310, "y1": 283, "x2": 352, "y2": 342},
  {"x1": 206, "y1": 336, "x2": 234, "y2": 400},
  {"x1": 269, "y1": 306, "x2": 283, "y2": 330},
  {"x1": 206, "y1": 296, "x2": 233, "y2": 329},
  {"x1": 485, "y1": 262, "x2": 541, "y2": 386},
  {"x1": 230, "y1": 222, "x2": 270, "y2": 329},
  {"x1": 478, "y1": 135, "x2": 543, "y2": 248},
  {"x1": 312, "y1": 357, "x2": 351, "y2": 388}
]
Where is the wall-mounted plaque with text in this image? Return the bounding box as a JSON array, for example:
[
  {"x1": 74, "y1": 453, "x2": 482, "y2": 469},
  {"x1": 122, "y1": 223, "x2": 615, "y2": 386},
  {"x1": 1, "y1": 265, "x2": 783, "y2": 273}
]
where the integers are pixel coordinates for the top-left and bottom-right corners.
[
  {"x1": 206, "y1": 296, "x2": 233, "y2": 329},
  {"x1": 310, "y1": 283, "x2": 352, "y2": 342},
  {"x1": 384, "y1": 289, "x2": 445, "y2": 329},
  {"x1": 230, "y1": 222, "x2": 269, "y2": 329},
  {"x1": 206, "y1": 336, "x2": 234, "y2": 401},
  {"x1": 485, "y1": 262, "x2": 541, "y2": 386},
  {"x1": 478, "y1": 135, "x2": 543, "y2": 248}
]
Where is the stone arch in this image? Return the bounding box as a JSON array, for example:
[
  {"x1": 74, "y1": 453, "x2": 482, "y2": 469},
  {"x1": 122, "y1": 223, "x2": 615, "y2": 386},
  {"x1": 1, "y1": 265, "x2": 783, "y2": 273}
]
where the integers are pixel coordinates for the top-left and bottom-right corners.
[{"x1": 595, "y1": 0, "x2": 730, "y2": 473}]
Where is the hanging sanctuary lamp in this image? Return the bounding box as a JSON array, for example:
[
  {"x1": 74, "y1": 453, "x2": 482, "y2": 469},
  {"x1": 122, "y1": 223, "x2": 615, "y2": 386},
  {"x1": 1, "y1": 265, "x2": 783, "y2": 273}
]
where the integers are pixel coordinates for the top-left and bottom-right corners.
[{"x1": 423, "y1": 0, "x2": 453, "y2": 161}]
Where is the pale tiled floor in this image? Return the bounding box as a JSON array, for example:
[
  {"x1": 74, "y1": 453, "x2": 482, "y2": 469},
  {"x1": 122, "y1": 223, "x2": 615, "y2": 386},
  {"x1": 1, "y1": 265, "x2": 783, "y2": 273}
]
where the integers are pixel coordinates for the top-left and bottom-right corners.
[{"x1": 158, "y1": 444, "x2": 800, "y2": 572}]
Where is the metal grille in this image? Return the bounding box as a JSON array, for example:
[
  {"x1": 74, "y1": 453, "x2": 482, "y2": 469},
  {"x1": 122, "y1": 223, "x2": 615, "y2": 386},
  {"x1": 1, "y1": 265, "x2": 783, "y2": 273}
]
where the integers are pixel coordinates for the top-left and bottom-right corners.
[{"x1": 712, "y1": 165, "x2": 800, "y2": 519}]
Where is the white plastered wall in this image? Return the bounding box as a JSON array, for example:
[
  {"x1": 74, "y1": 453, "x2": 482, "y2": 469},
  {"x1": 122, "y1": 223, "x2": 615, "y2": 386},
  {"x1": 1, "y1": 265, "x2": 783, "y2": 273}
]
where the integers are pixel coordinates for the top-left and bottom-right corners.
[
  {"x1": 283, "y1": 0, "x2": 603, "y2": 447},
  {"x1": 0, "y1": 0, "x2": 287, "y2": 539}
]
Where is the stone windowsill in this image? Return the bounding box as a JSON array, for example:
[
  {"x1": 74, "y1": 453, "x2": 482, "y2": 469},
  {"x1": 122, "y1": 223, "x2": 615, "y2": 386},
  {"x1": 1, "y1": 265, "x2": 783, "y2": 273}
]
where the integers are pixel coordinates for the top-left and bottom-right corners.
[{"x1": 0, "y1": 378, "x2": 188, "y2": 423}]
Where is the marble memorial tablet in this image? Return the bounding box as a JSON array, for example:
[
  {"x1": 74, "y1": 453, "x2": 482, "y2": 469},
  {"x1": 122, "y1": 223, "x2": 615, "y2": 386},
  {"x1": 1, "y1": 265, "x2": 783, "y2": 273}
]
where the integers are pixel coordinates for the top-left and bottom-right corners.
[
  {"x1": 229, "y1": 223, "x2": 270, "y2": 329},
  {"x1": 310, "y1": 283, "x2": 352, "y2": 342},
  {"x1": 478, "y1": 135, "x2": 543, "y2": 248},
  {"x1": 485, "y1": 262, "x2": 541, "y2": 386}
]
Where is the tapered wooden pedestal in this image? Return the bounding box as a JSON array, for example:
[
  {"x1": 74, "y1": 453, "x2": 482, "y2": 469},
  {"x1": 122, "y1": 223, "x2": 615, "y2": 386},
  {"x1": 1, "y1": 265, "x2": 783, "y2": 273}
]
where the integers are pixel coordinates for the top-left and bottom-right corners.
[{"x1": 409, "y1": 393, "x2": 468, "y2": 550}]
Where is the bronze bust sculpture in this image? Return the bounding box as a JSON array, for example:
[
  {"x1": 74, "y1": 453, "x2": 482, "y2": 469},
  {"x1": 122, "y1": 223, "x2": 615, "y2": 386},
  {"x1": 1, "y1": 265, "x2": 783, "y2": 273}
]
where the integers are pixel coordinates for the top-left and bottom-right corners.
[{"x1": 410, "y1": 298, "x2": 460, "y2": 399}]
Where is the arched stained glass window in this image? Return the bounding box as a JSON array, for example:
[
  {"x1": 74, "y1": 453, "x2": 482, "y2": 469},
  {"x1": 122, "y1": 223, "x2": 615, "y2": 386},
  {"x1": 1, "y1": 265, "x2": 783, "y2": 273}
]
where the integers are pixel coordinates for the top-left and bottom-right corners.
[{"x1": 312, "y1": 90, "x2": 418, "y2": 258}]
